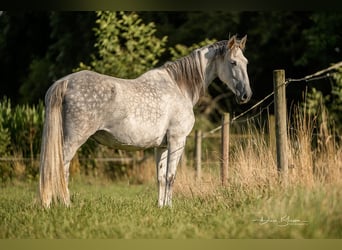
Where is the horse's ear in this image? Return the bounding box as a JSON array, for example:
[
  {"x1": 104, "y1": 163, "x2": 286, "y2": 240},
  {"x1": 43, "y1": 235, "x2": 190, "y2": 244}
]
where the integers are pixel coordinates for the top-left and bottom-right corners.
[
  {"x1": 227, "y1": 35, "x2": 237, "y2": 49},
  {"x1": 240, "y1": 35, "x2": 247, "y2": 50}
]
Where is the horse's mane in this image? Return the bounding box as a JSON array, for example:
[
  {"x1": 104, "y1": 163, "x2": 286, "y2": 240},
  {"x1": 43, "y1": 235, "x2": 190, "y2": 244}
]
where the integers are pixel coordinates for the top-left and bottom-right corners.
[
  {"x1": 162, "y1": 40, "x2": 228, "y2": 102},
  {"x1": 163, "y1": 51, "x2": 204, "y2": 102},
  {"x1": 207, "y1": 40, "x2": 228, "y2": 57}
]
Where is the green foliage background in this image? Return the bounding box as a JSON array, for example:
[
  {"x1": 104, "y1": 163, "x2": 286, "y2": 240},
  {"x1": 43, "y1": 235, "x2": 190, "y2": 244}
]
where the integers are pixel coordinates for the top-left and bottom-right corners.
[
  {"x1": 78, "y1": 11, "x2": 167, "y2": 78},
  {"x1": 305, "y1": 68, "x2": 342, "y2": 134},
  {"x1": 0, "y1": 11, "x2": 341, "y2": 181},
  {"x1": 0, "y1": 98, "x2": 44, "y2": 181}
]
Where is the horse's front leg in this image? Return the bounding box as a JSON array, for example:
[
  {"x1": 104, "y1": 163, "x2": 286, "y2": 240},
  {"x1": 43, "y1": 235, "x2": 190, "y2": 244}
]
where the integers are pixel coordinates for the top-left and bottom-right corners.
[
  {"x1": 155, "y1": 147, "x2": 168, "y2": 207},
  {"x1": 157, "y1": 135, "x2": 186, "y2": 207}
]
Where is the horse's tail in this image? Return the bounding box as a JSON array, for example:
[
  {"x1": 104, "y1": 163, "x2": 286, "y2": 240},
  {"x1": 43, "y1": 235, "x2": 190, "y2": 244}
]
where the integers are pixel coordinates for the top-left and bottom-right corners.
[{"x1": 39, "y1": 79, "x2": 69, "y2": 208}]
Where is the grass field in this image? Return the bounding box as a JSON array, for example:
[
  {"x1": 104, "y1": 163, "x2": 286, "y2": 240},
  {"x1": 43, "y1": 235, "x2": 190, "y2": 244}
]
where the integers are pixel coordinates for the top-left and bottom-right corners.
[{"x1": 0, "y1": 174, "x2": 341, "y2": 239}]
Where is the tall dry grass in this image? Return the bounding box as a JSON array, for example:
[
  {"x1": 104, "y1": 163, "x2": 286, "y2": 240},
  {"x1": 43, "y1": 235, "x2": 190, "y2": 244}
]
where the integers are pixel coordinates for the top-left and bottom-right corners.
[
  {"x1": 288, "y1": 106, "x2": 341, "y2": 186},
  {"x1": 174, "y1": 105, "x2": 342, "y2": 199}
]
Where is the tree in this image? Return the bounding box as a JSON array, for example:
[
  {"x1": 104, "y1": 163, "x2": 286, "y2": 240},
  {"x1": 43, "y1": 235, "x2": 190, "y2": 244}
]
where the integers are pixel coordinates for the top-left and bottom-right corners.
[
  {"x1": 18, "y1": 12, "x2": 96, "y2": 103},
  {"x1": 298, "y1": 12, "x2": 342, "y2": 135},
  {"x1": 0, "y1": 12, "x2": 51, "y2": 104},
  {"x1": 78, "y1": 11, "x2": 168, "y2": 78},
  {"x1": 298, "y1": 12, "x2": 342, "y2": 69}
]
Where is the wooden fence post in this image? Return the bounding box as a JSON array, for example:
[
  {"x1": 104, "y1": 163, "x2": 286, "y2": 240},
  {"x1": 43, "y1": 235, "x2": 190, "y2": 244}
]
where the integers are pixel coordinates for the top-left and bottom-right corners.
[
  {"x1": 221, "y1": 113, "x2": 230, "y2": 186},
  {"x1": 273, "y1": 69, "x2": 288, "y2": 186},
  {"x1": 194, "y1": 130, "x2": 202, "y2": 180}
]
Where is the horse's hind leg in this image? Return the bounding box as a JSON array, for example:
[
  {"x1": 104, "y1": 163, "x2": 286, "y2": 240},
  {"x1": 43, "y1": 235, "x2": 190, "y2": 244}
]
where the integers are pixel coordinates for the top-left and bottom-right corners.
[
  {"x1": 62, "y1": 114, "x2": 98, "y2": 189},
  {"x1": 63, "y1": 133, "x2": 92, "y2": 184}
]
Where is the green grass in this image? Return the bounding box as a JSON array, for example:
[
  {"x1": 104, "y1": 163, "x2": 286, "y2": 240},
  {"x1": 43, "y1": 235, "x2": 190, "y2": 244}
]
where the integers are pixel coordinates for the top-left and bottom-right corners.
[{"x1": 0, "y1": 178, "x2": 341, "y2": 239}]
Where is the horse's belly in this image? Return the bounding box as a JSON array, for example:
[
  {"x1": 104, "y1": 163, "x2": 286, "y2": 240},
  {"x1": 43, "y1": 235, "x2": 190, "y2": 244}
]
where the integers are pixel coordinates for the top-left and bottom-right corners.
[{"x1": 91, "y1": 129, "x2": 166, "y2": 150}]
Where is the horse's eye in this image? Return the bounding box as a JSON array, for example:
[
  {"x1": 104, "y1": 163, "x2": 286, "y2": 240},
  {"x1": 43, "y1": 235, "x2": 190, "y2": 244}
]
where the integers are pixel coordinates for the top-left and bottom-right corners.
[{"x1": 231, "y1": 61, "x2": 237, "y2": 66}]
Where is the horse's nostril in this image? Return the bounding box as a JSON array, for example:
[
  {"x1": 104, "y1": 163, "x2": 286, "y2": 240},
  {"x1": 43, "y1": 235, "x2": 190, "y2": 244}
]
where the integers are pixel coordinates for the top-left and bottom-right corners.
[{"x1": 241, "y1": 94, "x2": 248, "y2": 101}]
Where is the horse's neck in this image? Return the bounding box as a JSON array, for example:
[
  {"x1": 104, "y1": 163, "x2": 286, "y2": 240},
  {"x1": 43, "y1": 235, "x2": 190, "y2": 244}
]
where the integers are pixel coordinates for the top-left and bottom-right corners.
[{"x1": 197, "y1": 48, "x2": 220, "y2": 91}]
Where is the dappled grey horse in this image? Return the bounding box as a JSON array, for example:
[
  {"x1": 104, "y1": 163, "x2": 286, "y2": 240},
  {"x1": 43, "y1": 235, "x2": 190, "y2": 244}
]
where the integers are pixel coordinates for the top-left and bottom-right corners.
[{"x1": 39, "y1": 35, "x2": 252, "y2": 208}]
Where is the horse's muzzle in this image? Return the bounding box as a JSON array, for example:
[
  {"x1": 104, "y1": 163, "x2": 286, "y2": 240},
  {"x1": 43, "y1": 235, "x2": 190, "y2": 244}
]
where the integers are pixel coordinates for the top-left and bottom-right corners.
[{"x1": 236, "y1": 91, "x2": 252, "y2": 104}]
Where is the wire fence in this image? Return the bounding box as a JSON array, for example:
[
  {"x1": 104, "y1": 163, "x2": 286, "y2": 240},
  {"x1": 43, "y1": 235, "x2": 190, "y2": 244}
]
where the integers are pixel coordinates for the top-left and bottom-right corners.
[{"x1": 194, "y1": 61, "x2": 342, "y2": 182}]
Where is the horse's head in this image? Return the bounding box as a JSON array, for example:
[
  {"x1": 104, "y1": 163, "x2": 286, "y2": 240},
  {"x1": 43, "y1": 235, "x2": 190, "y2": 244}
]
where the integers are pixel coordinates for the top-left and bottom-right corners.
[{"x1": 217, "y1": 35, "x2": 252, "y2": 104}]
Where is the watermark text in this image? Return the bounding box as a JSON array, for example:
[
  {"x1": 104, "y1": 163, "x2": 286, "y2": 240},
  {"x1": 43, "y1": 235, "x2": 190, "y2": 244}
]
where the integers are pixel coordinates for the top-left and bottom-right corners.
[{"x1": 252, "y1": 215, "x2": 309, "y2": 227}]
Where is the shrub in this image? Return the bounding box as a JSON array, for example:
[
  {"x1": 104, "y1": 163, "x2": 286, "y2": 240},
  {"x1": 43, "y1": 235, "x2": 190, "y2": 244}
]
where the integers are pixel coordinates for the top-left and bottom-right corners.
[{"x1": 0, "y1": 98, "x2": 44, "y2": 181}]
